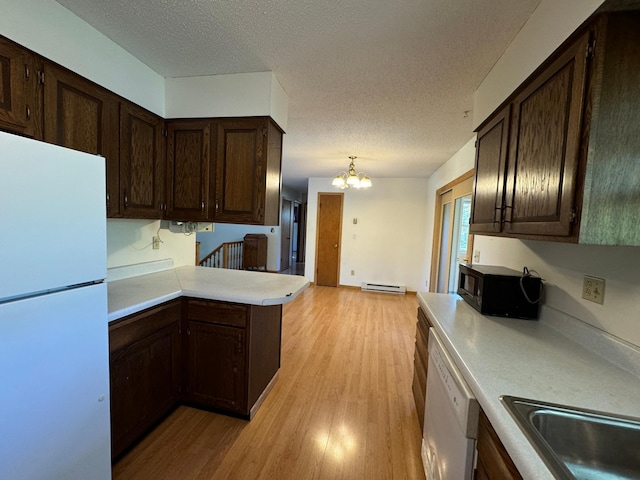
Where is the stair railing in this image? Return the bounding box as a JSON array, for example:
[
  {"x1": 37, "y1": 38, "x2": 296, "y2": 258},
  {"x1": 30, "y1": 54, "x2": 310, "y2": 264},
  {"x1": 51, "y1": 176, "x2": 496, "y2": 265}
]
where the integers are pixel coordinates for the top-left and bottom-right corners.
[{"x1": 199, "y1": 241, "x2": 243, "y2": 269}]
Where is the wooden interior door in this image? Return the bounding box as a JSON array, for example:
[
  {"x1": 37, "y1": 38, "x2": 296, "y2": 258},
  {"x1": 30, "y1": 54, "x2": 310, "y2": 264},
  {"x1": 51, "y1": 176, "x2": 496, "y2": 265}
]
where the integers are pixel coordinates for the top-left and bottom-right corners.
[
  {"x1": 280, "y1": 198, "x2": 292, "y2": 271},
  {"x1": 297, "y1": 202, "x2": 307, "y2": 262},
  {"x1": 315, "y1": 193, "x2": 343, "y2": 287}
]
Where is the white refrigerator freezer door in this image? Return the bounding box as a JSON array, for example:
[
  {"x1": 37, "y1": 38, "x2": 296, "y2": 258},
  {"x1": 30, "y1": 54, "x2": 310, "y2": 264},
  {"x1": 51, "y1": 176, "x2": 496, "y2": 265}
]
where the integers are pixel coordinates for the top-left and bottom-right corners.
[
  {"x1": 0, "y1": 283, "x2": 111, "y2": 480},
  {"x1": 0, "y1": 132, "x2": 106, "y2": 300}
]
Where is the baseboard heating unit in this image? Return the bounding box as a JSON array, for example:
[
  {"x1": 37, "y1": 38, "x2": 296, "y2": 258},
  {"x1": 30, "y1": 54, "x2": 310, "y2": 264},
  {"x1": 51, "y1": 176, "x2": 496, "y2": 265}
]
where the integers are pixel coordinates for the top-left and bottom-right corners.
[{"x1": 361, "y1": 282, "x2": 406, "y2": 294}]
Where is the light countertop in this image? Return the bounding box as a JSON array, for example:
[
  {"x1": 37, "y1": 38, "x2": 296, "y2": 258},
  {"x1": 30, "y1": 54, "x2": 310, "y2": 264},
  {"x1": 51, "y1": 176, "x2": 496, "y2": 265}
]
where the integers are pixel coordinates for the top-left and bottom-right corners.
[
  {"x1": 417, "y1": 292, "x2": 640, "y2": 480},
  {"x1": 108, "y1": 266, "x2": 309, "y2": 322}
]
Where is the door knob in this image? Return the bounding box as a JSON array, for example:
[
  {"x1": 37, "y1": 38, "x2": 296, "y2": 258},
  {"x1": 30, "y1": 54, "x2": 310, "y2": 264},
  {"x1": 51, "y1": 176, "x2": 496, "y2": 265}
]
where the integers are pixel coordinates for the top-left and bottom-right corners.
[{"x1": 333, "y1": 244, "x2": 338, "y2": 249}]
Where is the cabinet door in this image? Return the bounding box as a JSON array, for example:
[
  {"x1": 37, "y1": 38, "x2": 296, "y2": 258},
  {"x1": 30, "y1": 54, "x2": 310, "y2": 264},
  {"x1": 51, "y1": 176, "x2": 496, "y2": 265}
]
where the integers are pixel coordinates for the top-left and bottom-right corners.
[
  {"x1": 43, "y1": 62, "x2": 120, "y2": 217},
  {"x1": 215, "y1": 117, "x2": 271, "y2": 224},
  {"x1": 110, "y1": 319, "x2": 181, "y2": 459},
  {"x1": 187, "y1": 321, "x2": 246, "y2": 414},
  {"x1": 165, "y1": 120, "x2": 214, "y2": 221},
  {"x1": 215, "y1": 117, "x2": 264, "y2": 224},
  {"x1": 0, "y1": 37, "x2": 42, "y2": 139},
  {"x1": 470, "y1": 106, "x2": 509, "y2": 234},
  {"x1": 120, "y1": 101, "x2": 165, "y2": 218},
  {"x1": 412, "y1": 307, "x2": 433, "y2": 430},
  {"x1": 502, "y1": 32, "x2": 589, "y2": 237},
  {"x1": 476, "y1": 409, "x2": 523, "y2": 479}
]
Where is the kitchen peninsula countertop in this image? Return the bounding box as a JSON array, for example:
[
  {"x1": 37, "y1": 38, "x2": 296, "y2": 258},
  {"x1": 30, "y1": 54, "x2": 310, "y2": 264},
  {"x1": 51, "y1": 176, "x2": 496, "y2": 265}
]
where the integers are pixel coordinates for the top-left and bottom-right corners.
[
  {"x1": 108, "y1": 266, "x2": 309, "y2": 322},
  {"x1": 417, "y1": 292, "x2": 640, "y2": 480}
]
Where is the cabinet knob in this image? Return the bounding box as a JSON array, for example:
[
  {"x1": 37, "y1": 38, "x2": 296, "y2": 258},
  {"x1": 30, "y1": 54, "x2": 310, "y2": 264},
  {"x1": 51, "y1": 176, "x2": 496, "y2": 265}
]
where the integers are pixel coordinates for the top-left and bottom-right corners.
[
  {"x1": 25, "y1": 105, "x2": 31, "y2": 120},
  {"x1": 333, "y1": 244, "x2": 338, "y2": 249},
  {"x1": 124, "y1": 191, "x2": 128, "y2": 208},
  {"x1": 201, "y1": 201, "x2": 205, "y2": 212}
]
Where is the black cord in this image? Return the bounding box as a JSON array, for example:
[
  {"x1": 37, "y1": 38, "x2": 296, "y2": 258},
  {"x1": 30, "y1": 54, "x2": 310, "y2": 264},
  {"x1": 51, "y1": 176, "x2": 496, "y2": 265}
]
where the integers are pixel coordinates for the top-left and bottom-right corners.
[{"x1": 520, "y1": 266, "x2": 543, "y2": 304}]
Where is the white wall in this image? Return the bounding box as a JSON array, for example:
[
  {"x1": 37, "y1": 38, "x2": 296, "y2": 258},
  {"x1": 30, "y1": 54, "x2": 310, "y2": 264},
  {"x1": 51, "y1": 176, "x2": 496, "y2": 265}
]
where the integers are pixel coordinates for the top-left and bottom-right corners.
[
  {"x1": 197, "y1": 224, "x2": 280, "y2": 271},
  {"x1": 197, "y1": 187, "x2": 305, "y2": 271},
  {"x1": 473, "y1": 0, "x2": 605, "y2": 128},
  {"x1": 0, "y1": 0, "x2": 165, "y2": 115},
  {"x1": 107, "y1": 220, "x2": 195, "y2": 269},
  {"x1": 427, "y1": 0, "x2": 640, "y2": 349},
  {"x1": 473, "y1": 237, "x2": 640, "y2": 349},
  {"x1": 423, "y1": 138, "x2": 476, "y2": 289},
  {"x1": 165, "y1": 72, "x2": 288, "y2": 131},
  {"x1": 305, "y1": 178, "x2": 429, "y2": 291}
]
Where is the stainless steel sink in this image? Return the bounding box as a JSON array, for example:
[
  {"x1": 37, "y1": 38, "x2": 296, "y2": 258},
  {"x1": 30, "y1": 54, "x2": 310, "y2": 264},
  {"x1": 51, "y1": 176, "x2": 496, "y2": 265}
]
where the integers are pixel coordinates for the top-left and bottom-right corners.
[{"x1": 501, "y1": 396, "x2": 640, "y2": 480}]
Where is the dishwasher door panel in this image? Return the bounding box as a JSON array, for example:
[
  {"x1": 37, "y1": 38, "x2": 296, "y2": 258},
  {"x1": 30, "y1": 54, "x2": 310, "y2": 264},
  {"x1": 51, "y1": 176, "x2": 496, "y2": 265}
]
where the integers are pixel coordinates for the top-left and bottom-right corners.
[{"x1": 422, "y1": 328, "x2": 478, "y2": 480}]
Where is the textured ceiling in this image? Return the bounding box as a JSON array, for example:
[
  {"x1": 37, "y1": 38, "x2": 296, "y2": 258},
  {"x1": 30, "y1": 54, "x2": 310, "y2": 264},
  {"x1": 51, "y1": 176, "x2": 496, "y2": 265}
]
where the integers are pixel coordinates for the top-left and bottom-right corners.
[{"x1": 56, "y1": 0, "x2": 541, "y2": 191}]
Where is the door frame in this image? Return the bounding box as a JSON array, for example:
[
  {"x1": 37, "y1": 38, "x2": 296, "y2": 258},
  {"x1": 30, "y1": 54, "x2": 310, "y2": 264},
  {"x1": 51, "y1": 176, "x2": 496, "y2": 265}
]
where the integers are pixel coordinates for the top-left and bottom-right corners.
[
  {"x1": 429, "y1": 169, "x2": 475, "y2": 292},
  {"x1": 314, "y1": 192, "x2": 344, "y2": 286},
  {"x1": 280, "y1": 198, "x2": 293, "y2": 271}
]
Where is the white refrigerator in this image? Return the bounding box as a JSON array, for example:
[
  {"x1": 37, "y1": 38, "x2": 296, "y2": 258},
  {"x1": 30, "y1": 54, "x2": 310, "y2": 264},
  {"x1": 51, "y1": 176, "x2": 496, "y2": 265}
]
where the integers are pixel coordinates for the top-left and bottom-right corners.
[{"x1": 0, "y1": 132, "x2": 111, "y2": 479}]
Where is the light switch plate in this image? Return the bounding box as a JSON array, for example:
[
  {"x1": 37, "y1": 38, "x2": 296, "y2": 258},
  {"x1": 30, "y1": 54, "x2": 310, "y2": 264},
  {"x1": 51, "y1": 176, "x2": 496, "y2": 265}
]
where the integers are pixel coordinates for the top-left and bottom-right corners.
[{"x1": 582, "y1": 275, "x2": 605, "y2": 304}]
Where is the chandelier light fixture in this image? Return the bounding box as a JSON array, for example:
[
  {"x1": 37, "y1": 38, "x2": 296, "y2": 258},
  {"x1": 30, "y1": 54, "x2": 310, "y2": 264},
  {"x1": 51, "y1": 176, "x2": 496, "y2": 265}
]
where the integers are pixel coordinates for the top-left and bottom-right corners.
[{"x1": 331, "y1": 156, "x2": 372, "y2": 189}]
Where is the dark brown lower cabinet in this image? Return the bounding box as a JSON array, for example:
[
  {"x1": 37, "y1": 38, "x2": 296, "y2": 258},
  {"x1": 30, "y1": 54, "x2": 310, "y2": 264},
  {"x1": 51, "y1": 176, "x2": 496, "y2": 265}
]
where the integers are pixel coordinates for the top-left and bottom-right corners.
[
  {"x1": 187, "y1": 320, "x2": 247, "y2": 413},
  {"x1": 412, "y1": 306, "x2": 432, "y2": 431},
  {"x1": 476, "y1": 409, "x2": 523, "y2": 480},
  {"x1": 185, "y1": 298, "x2": 282, "y2": 418},
  {"x1": 108, "y1": 297, "x2": 284, "y2": 459},
  {"x1": 108, "y1": 300, "x2": 182, "y2": 460}
]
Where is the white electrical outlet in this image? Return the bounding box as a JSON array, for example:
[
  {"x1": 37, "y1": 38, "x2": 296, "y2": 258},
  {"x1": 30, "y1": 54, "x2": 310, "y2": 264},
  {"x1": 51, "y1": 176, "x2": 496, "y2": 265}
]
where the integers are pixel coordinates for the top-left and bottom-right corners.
[
  {"x1": 152, "y1": 236, "x2": 161, "y2": 250},
  {"x1": 473, "y1": 250, "x2": 480, "y2": 263},
  {"x1": 350, "y1": 270, "x2": 355, "y2": 276},
  {"x1": 582, "y1": 275, "x2": 605, "y2": 304}
]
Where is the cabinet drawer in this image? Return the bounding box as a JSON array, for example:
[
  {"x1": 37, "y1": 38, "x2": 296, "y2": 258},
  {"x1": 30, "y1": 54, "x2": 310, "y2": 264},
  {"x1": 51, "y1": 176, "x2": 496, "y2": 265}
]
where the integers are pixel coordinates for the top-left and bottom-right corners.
[
  {"x1": 186, "y1": 299, "x2": 247, "y2": 327},
  {"x1": 109, "y1": 300, "x2": 182, "y2": 352}
]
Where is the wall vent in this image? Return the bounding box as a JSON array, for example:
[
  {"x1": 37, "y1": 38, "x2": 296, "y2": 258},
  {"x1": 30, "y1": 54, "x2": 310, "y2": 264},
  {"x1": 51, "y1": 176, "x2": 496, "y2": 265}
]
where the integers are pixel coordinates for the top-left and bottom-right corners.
[{"x1": 361, "y1": 282, "x2": 406, "y2": 294}]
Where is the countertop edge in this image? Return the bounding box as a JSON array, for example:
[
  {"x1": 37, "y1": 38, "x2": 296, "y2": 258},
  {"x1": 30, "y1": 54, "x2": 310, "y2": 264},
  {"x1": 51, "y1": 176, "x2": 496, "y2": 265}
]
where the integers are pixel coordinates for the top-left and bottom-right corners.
[
  {"x1": 108, "y1": 267, "x2": 309, "y2": 323},
  {"x1": 107, "y1": 291, "x2": 182, "y2": 322}
]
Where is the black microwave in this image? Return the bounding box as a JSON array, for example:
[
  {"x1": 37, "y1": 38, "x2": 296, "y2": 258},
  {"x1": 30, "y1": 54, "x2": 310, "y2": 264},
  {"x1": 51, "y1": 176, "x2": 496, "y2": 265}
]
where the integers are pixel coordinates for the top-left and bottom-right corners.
[{"x1": 457, "y1": 264, "x2": 541, "y2": 319}]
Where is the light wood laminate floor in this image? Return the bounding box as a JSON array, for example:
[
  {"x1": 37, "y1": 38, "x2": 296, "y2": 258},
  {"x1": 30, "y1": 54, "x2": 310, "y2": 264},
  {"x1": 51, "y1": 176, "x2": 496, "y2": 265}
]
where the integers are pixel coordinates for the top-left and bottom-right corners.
[{"x1": 113, "y1": 285, "x2": 426, "y2": 480}]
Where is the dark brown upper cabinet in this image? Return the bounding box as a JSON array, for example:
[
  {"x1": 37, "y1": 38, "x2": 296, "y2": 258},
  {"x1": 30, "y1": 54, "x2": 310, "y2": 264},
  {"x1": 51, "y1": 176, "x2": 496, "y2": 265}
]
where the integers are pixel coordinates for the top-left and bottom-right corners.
[
  {"x1": 470, "y1": 11, "x2": 640, "y2": 246},
  {"x1": 215, "y1": 117, "x2": 283, "y2": 225},
  {"x1": 165, "y1": 119, "x2": 215, "y2": 222},
  {"x1": 43, "y1": 61, "x2": 120, "y2": 217},
  {"x1": 576, "y1": 12, "x2": 640, "y2": 246},
  {"x1": 470, "y1": 106, "x2": 510, "y2": 234},
  {"x1": 470, "y1": 31, "x2": 588, "y2": 240},
  {"x1": 2, "y1": 33, "x2": 286, "y2": 225},
  {"x1": 502, "y1": 31, "x2": 588, "y2": 238},
  {"x1": 119, "y1": 101, "x2": 165, "y2": 218},
  {"x1": 0, "y1": 37, "x2": 42, "y2": 139}
]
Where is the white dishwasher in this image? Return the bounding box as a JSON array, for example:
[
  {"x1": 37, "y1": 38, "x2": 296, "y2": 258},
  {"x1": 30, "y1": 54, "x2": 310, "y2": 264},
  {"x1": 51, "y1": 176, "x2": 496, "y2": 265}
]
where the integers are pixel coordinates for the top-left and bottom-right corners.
[{"x1": 422, "y1": 328, "x2": 479, "y2": 480}]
